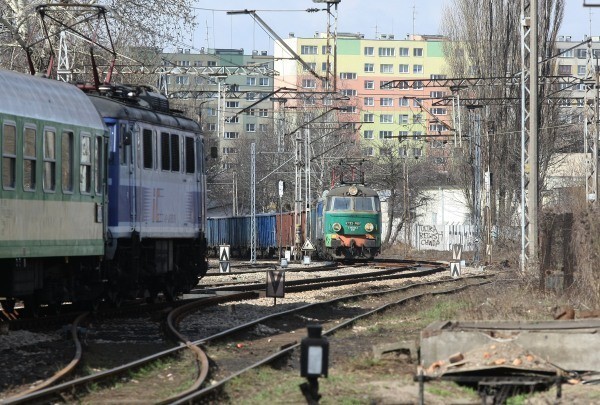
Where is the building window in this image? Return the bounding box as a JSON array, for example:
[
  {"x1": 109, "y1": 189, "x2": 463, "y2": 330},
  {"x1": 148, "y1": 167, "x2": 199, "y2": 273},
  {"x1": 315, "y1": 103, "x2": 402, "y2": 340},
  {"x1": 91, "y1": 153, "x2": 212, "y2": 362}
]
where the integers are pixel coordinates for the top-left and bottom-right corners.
[
  {"x1": 399, "y1": 147, "x2": 407, "y2": 157},
  {"x1": 380, "y1": 64, "x2": 394, "y2": 73},
  {"x1": 578, "y1": 65, "x2": 586, "y2": 75},
  {"x1": 341, "y1": 89, "x2": 357, "y2": 97},
  {"x1": 399, "y1": 98, "x2": 409, "y2": 106},
  {"x1": 224, "y1": 132, "x2": 239, "y2": 139},
  {"x1": 301, "y1": 45, "x2": 318, "y2": 54},
  {"x1": 341, "y1": 106, "x2": 357, "y2": 113},
  {"x1": 412, "y1": 131, "x2": 422, "y2": 140},
  {"x1": 303, "y1": 62, "x2": 317, "y2": 72},
  {"x1": 23, "y1": 126, "x2": 37, "y2": 191},
  {"x1": 380, "y1": 97, "x2": 394, "y2": 106},
  {"x1": 413, "y1": 48, "x2": 423, "y2": 56},
  {"x1": 430, "y1": 91, "x2": 445, "y2": 98},
  {"x1": 259, "y1": 124, "x2": 269, "y2": 132},
  {"x1": 413, "y1": 114, "x2": 422, "y2": 123},
  {"x1": 399, "y1": 64, "x2": 409, "y2": 73},
  {"x1": 207, "y1": 123, "x2": 217, "y2": 131},
  {"x1": 378, "y1": 47, "x2": 395, "y2": 57},
  {"x1": 364, "y1": 63, "x2": 374, "y2": 72},
  {"x1": 175, "y1": 75, "x2": 189, "y2": 85},
  {"x1": 226, "y1": 101, "x2": 239, "y2": 108},
  {"x1": 225, "y1": 116, "x2": 239, "y2": 123},
  {"x1": 321, "y1": 62, "x2": 330, "y2": 71},
  {"x1": 259, "y1": 77, "x2": 270, "y2": 86},
  {"x1": 302, "y1": 79, "x2": 316, "y2": 88},
  {"x1": 432, "y1": 140, "x2": 446, "y2": 149},
  {"x1": 245, "y1": 92, "x2": 256, "y2": 101},
  {"x1": 222, "y1": 147, "x2": 239, "y2": 155},
  {"x1": 363, "y1": 130, "x2": 374, "y2": 139},
  {"x1": 380, "y1": 114, "x2": 393, "y2": 123},
  {"x1": 363, "y1": 147, "x2": 375, "y2": 156},
  {"x1": 413, "y1": 98, "x2": 423, "y2": 107},
  {"x1": 432, "y1": 108, "x2": 447, "y2": 115},
  {"x1": 577, "y1": 49, "x2": 587, "y2": 59},
  {"x1": 246, "y1": 77, "x2": 256, "y2": 85},
  {"x1": 364, "y1": 97, "x2": 374, "y2": 106},
  {"x1": 379, "y1": 130, "x2": 393, "y2": 139},
  {"x1": 413, "y1": 148, "x2": 422, "y2": 158},
  {"x1": 340, "y1": 72, "x2": 357, "y2": 80},
  {"x1": 430, "y1": 74, "x2": 447, "y2": 80},
  {"x1": 399, "y1": 114, "x2": 409, "y2": 124},
  {"x1": 364, "y1": 46, "x2": 374, "y2": 56},
  {"x1": 559, "y1": 49, "x2": 574, "y2": 57},
  {"x1": 364, "y1": 80, "x2": 375, "y2": 89},
  {"x1": 399, "y1": 47, "x2": 409, "y2": 56},
  {"x1": 258, "y1": 109, "x2": 269, "y2": 117},
  {"x1": 413, "y1": 80, "x2": 424, "y2": 90},
  {"x1": 558, "y1": 65, "x2": 572, "y2": 75},
  {"x1": 246, "y1": 124, "x2": 256, "y2": 132},
  {"x1": 364, "y1": 113, "x2": 374, "y2": 123},
  {"x1": 207, "y1": 61, "x2": 217, "y2": 67},
  {"x1": 413, "y1": 64, "x2": 424, "y2": 74}
]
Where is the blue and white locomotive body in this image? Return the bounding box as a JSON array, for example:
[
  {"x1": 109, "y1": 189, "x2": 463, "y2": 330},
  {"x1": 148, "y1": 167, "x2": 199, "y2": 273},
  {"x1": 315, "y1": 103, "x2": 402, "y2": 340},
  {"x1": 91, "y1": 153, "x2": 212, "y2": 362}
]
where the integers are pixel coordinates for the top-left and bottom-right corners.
[{"x1": 89, "y1": 90, "x2": 208, "y2": 301}]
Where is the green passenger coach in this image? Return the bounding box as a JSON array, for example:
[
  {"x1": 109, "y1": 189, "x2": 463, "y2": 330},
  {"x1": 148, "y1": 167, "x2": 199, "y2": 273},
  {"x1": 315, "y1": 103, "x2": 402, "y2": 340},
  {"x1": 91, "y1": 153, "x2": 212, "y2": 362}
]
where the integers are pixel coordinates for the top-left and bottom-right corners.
[{"x1": 0, "y1": 69, "x2": 108, "y2": 304}]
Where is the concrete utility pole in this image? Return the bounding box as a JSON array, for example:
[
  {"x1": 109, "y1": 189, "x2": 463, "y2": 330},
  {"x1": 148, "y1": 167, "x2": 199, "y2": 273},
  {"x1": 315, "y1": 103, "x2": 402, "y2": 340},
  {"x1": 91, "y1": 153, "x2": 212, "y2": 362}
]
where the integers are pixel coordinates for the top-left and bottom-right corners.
[{"x1": 520, "y1": 0, "x2": 539, "y2": 274}]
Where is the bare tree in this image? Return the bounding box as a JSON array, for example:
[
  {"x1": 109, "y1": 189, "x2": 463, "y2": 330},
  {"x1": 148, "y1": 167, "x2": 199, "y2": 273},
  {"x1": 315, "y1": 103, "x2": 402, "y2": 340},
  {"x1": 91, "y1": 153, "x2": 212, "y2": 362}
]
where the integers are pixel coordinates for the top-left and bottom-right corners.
[
  {"x1": 0, "y1": 0, "x2": 196, "y2": 74},
  {"x1": 441, "y1": 0, "x2": 567, "y2": 236}
]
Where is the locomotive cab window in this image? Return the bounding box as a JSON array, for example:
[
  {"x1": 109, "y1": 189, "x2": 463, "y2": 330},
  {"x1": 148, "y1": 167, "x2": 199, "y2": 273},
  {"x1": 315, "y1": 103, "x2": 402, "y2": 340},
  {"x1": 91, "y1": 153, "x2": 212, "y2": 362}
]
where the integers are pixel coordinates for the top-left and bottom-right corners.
[
  {"x1": 161, "y1": 132, "x2": 180, "y2": 172},
  {"x1": 327, "y1": 197, "x2": 352, "y2": 211},
  {"x1": 2, "y1": 122, "x2": 17, "y2": 189},
  {"x1": 184, "y1": 136, "x2": 195, "y2": 174},
  {"x1": 354, "y1": 197, "x2": 377, "y2": 211},
  {"x1": 80, "y1": 134, "x2": 92, "y2": 194},
  {"x1": 142, "y1": 128, "x2": 154, "y2": 170},
  {"x1": 23, "y1": 126, "x2": 37, "y2": 191},
  {"x1": 43, "y1": 128, "x2": 56, "y2": 192}
]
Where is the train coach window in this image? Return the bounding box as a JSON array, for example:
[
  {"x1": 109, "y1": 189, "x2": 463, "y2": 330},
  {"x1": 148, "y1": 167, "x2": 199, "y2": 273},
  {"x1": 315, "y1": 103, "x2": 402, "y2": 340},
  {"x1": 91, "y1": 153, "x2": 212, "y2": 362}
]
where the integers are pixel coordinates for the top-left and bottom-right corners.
[
  {"x1": 62, "y1": 131, "x2": 74, "y2": 192},
  {"x1": 184, "y1": 136, "x2": 195, "y2": 174},
  {"x1": 43, "y1": 129, "x2": 56, "y2": 192},
  {"x1": 23, "y1": 126, "x2": 37, "y2": 191},
  {"x1": 94, "y1": 136, "x2": 103, "y2": 194},
  {"x1": 142, "y1": 129, "x2": 154, "y2": 169},
  {"x1": 2, "y1": 123, "x2": 17, "y2": 189},
  {"x1": 80, "y1": 134, "x2": 91, "y2": 194}
]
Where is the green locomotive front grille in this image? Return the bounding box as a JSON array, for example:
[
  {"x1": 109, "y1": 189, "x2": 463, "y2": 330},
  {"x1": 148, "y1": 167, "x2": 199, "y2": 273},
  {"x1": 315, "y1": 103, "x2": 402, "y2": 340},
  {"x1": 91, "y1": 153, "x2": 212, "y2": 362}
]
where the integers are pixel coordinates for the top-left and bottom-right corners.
[{"x1": 325, "y1": 213, "x2": 380, "y2": 235}]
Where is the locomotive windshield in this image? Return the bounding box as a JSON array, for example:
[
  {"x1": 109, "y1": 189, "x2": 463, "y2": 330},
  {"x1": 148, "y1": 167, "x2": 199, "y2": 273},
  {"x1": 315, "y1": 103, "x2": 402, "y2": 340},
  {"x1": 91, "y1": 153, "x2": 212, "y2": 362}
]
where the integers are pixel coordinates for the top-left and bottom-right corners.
[{"x1": 326, "y1": 196, "x2": 379, "y2": 212}]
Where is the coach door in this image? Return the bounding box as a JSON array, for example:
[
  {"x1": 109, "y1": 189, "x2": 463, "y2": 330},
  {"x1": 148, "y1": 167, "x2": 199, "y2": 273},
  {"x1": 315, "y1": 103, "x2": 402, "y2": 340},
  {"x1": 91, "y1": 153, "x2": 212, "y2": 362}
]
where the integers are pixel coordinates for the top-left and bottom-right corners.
[{"x1": 120, "y1": 122, "x2": 138, "y2": 231}]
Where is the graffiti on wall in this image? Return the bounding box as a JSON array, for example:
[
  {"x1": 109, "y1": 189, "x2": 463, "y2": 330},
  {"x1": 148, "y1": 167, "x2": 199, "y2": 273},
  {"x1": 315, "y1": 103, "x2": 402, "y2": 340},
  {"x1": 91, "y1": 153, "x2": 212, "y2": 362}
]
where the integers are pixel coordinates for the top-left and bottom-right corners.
[{"x1": 419, "y1": 225, "x2": 444, "y2": 247}]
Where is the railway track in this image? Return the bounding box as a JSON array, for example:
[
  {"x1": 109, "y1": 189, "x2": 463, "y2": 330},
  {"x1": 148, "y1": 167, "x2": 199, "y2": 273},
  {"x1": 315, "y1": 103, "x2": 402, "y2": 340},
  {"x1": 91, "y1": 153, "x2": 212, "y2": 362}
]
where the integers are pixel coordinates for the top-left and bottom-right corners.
[{"x1": 0, "y1": 259, "x2": 456, "y2": 403}]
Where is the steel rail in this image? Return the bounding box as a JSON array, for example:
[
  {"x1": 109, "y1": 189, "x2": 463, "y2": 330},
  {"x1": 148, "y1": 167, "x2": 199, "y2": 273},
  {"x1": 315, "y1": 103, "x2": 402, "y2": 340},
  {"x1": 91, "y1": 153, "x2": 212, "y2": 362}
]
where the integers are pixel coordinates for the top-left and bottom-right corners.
[
  {"x1": 170, "y1": 275, "x2": 495, "y2": 404},
  {"x1": 2, "y1": 312, "x2": 88, "y2": 404},
  {"x1": 1, "y1": 293, "x2": 254, "y2": 405}
]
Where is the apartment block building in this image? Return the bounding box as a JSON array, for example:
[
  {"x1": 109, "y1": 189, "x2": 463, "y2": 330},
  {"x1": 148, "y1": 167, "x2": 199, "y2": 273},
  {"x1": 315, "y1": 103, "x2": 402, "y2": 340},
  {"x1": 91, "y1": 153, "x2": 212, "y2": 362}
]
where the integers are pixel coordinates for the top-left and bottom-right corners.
[
  {"x1": 274, "y1": 32, "x2": 452, "y2": 166},
  {"x1": 160, "y1": 48, "x2": 275, "y2": 168}
]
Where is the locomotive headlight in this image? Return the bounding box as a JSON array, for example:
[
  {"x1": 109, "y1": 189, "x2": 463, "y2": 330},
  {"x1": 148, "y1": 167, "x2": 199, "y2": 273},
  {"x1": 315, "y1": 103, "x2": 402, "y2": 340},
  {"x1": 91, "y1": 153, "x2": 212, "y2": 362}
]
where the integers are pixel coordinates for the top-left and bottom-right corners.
[
  {"x1": 332, "y1": 222, "x2": 342, "y2": 232},
  {"x1": 365, "y1": 223, "x2": 374, "y2": 232}
]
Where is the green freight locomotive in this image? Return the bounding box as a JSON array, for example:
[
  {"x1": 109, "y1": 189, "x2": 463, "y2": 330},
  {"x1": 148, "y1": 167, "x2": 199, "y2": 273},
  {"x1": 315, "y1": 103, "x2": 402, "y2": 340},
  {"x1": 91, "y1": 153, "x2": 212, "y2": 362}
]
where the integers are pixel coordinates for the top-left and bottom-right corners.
[{"x1": 315, "y1": 184, "x2": 381, "y2": 260}]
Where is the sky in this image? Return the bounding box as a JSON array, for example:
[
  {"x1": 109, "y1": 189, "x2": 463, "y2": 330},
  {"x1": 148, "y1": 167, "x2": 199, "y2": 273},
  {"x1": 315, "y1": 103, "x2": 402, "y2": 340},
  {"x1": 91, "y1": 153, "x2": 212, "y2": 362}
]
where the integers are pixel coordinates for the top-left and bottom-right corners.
[{"x1": 181, "y1": 1, "x2": 600, "y2": 54}]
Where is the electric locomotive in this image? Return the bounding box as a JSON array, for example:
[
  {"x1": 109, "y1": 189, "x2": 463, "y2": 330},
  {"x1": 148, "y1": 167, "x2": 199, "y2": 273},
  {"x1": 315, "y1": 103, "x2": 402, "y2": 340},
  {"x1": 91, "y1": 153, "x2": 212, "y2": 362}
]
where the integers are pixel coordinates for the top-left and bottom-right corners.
[
  {"x1": 315, "y1": 183, "x2": 381, "y2": 260},
  {"x1": 0, "y1": 68, "x2": 207, "y2": 312}
]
